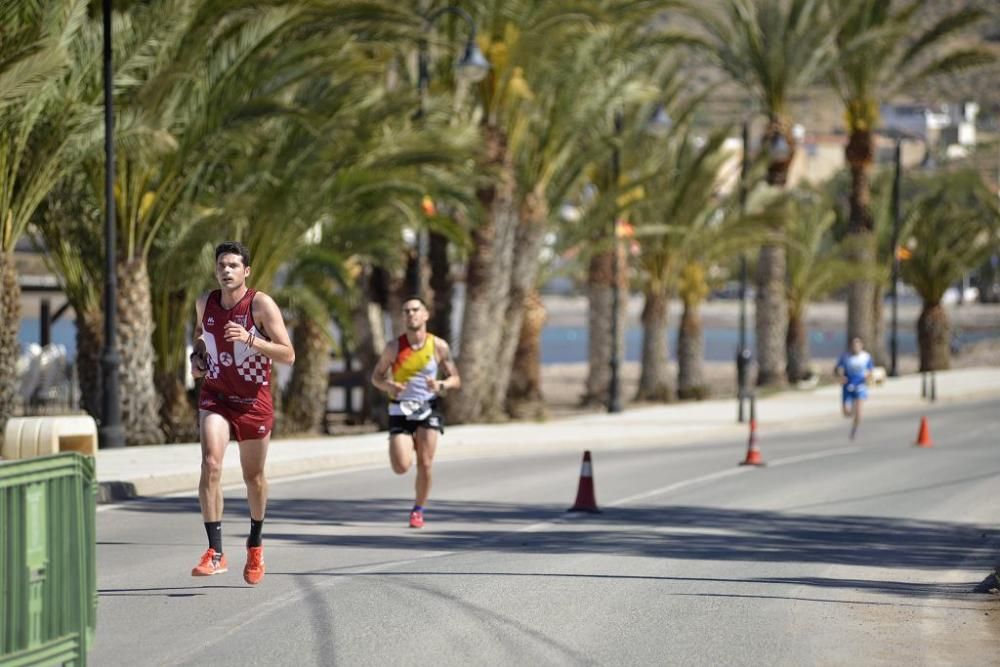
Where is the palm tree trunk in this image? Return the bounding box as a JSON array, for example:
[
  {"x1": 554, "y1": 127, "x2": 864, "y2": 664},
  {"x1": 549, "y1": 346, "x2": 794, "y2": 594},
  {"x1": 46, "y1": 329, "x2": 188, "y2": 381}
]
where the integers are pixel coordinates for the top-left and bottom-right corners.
[
  {"x1": 506, "y1": 288, "x2": 547, "y2": 420},
  {"x1": 755, "y1": 243, "x2": 788, "y2": 387},
  {"x1": 872, "y1": 283, "x2": 887, "y2": 367},
  {"x1": 428, "y1": 230, "x2": 453, "y2": 342},
  {"x1": 846, "y1": 129, "x2": 877, "y2": 350},
  {"x1": 353, "y1": 272, "x2": 388, "y2": 429},
  {"x1": 487, "y1": 188, "x2": 548, "y2": 418},
  {"x1": 677, "y1": 296, "x2": 707, "y2": 400},
  {"x1": 153, "y1": 288, "x2": 197, "y2": 442},
  {"x1": 450, "y1": 125, "x2": 517, "y2": 424},
  {"x1": 116, "y1": 257, "x2": 165, "y2": 445},
  {"x1": 75, "y1": 308, "x2": 103, "y2": 421},
  {"x1": 0, "y1": 252, "x2": 21, "y2": 433},
  {"x1": 917, "y1": 301, "x2": 950, "y2": 371},
  {"x1": 758, "y1": 119, "x2": 792, "y2": 388},
  {"x1": 846, "y1": 231, "x2": 876, "y2": 351},
  {"x1": 156, "y1": 371, "x2": 198, "y2": 443},
  {"x1": 636, "y1": 285, "x2": 671, "y2": 401},
  {"x1": 583, "y1": 248, "x2": 624, "y2": 406},
  {"x1": 283, "y1": 314, "x2": 332, "y2": 434},
  {"x1": 785, "y1": 308, "x2": 810, "y2": 383}
]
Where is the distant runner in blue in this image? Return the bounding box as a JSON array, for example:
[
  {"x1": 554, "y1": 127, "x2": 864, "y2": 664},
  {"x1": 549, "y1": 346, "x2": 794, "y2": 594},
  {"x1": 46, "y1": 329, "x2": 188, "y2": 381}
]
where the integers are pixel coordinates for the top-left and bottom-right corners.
[{"x1": 835, "y1": 337, "x2": 874, "y2": 440}]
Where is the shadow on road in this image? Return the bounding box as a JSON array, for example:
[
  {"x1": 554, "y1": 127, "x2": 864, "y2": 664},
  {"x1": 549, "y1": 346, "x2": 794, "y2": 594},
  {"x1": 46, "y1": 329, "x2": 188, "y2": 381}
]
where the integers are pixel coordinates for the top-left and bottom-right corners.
[{"x1": 108, "y1": 494, "x2": 998, "y2": 591}]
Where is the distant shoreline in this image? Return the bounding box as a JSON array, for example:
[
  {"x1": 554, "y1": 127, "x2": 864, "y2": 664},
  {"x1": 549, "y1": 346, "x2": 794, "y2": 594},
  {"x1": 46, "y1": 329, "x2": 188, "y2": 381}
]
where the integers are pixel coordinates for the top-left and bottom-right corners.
[{"x1": 539, "y1": 294, "x2": 1000, "y2": 332}]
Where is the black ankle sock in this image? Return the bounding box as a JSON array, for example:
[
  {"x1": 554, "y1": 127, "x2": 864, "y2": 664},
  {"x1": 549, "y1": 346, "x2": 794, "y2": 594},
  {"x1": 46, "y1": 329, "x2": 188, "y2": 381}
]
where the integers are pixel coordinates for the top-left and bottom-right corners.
[
  {"x1": 248, "y1": 518, "x2": 264, "y2": 548},
  {"x1": 205, "y1": 521, "x2": 223, "y2": 555}
]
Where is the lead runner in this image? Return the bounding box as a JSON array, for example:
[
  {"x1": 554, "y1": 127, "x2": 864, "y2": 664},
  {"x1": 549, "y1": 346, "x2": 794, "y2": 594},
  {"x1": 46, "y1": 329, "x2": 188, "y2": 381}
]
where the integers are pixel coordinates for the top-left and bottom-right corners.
[{"x1": 188, "y1": 241, "x2": 295, "y2": 584}]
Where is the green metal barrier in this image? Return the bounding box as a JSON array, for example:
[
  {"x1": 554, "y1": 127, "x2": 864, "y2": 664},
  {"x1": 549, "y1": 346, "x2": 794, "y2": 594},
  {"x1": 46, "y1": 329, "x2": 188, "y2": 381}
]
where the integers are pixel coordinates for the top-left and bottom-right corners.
[{"x1": 1, "y1": 453, "x2": 97, "y2": 666}]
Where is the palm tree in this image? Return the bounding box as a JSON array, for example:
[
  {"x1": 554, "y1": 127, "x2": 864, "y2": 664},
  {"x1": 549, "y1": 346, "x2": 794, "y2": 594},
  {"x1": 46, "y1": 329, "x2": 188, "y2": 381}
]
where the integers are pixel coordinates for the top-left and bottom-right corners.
[
  {"x1": 782, "y1": 189, "x2": 858, "y2": 382},
  {"x1": 628, "y1": 127, "x2": 738, "y2": 401},
  {"x1": 900, "y1": 170, "x2": 999, "y2": 371},
  {"x1": 447, "y1": 1, "x2": 656, "y2": 422},
  {"x1": 685, "y1": 0, "x2": 839, "y2": 387},
  {"x1": 35, "y1": 175, "x2": 105, "y2": 422},
  {"x1": 489, "y1": 17, "x2": 688, "y2": 418},
  {"x1": 827, "y1": 0, "x2": 993, "y2": 360},
  {"x1": 71, "y1": 0, "x2": 311, "y2": 444},
  {"x1": 209, "y1": 44, "x2": 478, "y2": 433},
  {"x1": 554, "y1": 40, "x2": 699, "y2": 409},
  {"x1": 27, "y1": 0, "x2": 440, "y2": 442},
  {"x1": 0, "y1": 0, "x2": 87, "y2": 433},
  {"x1": 825, "y1": 168, "x2": 898, "y2": 364},
  {"x1": 629, "y1": 126, "x2": 764, "y2": 401},
  {"x1": 279, "y1": 249, "x2": 344, "y2": 436},
  {"x1": 0, "y1": 0, "x2": 81, "y2": 110}
]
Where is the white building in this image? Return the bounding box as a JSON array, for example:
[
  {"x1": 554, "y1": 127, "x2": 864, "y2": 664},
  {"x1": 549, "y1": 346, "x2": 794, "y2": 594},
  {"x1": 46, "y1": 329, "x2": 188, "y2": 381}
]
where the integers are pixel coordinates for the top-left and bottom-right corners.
[{"x1": 880, "y1": 101, "x2": 979, "y2": 147}]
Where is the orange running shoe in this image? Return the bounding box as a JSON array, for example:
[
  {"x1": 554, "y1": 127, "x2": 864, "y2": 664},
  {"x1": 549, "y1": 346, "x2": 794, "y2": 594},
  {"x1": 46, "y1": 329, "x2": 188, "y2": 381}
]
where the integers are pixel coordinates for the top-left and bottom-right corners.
[
  {"x1": 244, "y1": 545, "x2": 265, "y2": 585},
  {"x1": 191, "y1": 548, "x2": 228, "y2": 576},
  {"x1": 409, "y1": 510, "x2": 424, "y2": 529}
]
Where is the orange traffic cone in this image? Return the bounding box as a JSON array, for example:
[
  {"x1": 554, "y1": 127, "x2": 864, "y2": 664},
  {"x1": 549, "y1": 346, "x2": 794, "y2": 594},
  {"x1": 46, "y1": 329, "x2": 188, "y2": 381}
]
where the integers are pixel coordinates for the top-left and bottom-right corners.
[
  {"x1": 915, "y1": 416, "x2": 932, "y2": 448},
  {"x1": 568, "y1": 450, "x2": 601, "y2": 513},
  {"x1": 739, "y1": 418, "x2": 765, "y2": 466}
]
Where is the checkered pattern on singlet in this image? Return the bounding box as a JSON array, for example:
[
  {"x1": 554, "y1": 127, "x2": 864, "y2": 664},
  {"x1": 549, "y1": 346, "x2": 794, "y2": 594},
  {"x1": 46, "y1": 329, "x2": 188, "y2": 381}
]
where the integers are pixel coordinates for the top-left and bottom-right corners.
[
  {"x1": 206, "y1": 355, "x2": 220, "y2": 380},
  {"x1": 237, "y1": 355, "x2": 270, "y2": 385}
]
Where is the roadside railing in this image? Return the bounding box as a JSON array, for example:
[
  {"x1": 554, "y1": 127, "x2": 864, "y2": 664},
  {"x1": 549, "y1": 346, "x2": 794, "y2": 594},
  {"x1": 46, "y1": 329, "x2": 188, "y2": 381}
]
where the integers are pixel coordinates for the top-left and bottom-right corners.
[{"x1": 1, "y1": 453, "x2": 97, "y2": 666}]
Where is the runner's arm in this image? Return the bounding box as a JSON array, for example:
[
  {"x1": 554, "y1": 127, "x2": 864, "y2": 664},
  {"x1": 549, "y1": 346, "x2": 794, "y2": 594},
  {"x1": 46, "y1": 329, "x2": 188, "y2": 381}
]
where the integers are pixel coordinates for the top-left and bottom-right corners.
[
  {"x1": 190, "y1": 295, "x2": 209, "y2": 378},
  {"x1": 371, "y1": 341, "x2": 406, "y2": 397},
  {"x1": 432, "y1": 338, "x2": 461, "y2": 394},
  {"x1": 834, "y1": 355, "x2": 847, "y2": 384},
  {"x1": 241, "y1": 293, "x2": 295, "y2": 365}
]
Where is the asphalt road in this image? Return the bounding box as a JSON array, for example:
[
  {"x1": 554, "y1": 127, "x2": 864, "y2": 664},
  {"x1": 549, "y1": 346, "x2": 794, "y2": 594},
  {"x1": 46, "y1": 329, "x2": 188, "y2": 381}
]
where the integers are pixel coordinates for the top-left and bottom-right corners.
[{"x1": 92, "y1": 400, "x2": 1000, "y2": 666}]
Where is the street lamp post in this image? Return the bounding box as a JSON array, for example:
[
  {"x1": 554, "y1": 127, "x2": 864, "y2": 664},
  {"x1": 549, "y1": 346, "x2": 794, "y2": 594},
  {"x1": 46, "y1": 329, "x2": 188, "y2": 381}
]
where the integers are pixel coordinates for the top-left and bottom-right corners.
[
  {"x1": 889, "y1": 138, "x2": 903, "y2": 377},
  {"x1": 606, "y1": 105, "x2": 672, "y2": 414},
  {"x1": 100, "y1": 0, "x2": 124, "y2": 448},
  {"x1": 736, "y1": 119, "x2": 752, "y2": 422},
  {"x1": 608, "y1": 110, "x2": 624, "y2": 413},
  {"x1": 411, "y1": 5, "x2": 489, "y2": 297},
  {"x1": 888, "y1": 132, "x2": 929, "y2": 377}
]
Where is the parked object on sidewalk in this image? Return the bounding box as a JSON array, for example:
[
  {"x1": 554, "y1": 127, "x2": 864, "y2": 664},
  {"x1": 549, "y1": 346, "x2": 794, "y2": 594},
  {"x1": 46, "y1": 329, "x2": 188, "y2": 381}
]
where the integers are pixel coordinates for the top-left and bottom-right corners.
[
  {"x1": 2, "y1": 415, "x2": 97, "y2": 460},
  {"x1": 16, "y1": 343, "x2": 73, "y2": 413}
]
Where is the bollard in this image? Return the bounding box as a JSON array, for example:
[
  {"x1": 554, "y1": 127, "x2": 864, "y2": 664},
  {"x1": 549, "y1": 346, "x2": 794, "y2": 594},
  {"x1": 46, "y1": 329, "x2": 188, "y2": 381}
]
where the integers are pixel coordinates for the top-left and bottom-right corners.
[
  {"x1": 921, "y1": 372, "x2": 937, "y2": 402},
  {"x1": 736, "y1": 347, "x2": 752, "y2": 423}
]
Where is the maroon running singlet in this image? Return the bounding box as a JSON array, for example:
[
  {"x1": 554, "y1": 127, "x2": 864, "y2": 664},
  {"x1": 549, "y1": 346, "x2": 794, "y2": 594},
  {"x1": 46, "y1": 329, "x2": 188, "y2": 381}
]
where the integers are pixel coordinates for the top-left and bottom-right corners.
[{"x1": 198, "y1": 289, "x2": 274, "y2": 440}]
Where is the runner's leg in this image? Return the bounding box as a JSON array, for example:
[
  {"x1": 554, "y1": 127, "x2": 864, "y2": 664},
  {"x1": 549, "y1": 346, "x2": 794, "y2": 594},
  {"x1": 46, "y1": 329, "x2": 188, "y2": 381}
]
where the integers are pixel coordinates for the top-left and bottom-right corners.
[
  {"x1": 199, "y1": 410, "x2": 230, "y2": 522},
  {"x1": 238, "y1": 435, "x2": 270, "y2": 522},
  {"x1": 193, "y1": 411, "x2": 230, "y2": 574},
  {"x1": 237, "y1": 434, "x2": 270, "y2": 584},
  {"x1": 389, "y1": 433, "x2": 415, "y2": 474},
  {"x1": 413, "y1": 427, "x2": 439, "y2": 508}
]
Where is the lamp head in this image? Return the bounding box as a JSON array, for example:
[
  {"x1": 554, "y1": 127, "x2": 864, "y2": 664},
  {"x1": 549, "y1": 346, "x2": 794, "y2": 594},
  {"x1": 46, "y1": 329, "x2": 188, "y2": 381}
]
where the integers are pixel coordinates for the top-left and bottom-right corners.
[{"x1": 456, "y1": 39, "x2": 490, "y2": 82}]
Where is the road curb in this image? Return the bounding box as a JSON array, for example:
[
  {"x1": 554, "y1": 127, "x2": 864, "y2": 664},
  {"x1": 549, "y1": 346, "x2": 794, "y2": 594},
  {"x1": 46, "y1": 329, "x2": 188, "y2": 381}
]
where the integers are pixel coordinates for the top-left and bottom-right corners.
[{"x1": 95, "y1": 374, "x2": 1000, "y2": 503}]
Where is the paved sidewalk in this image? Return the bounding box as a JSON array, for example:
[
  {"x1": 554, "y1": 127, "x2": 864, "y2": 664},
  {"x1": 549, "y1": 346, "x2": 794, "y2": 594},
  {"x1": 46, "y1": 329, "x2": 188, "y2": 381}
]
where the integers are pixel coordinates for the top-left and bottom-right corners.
[{"x1": 95, "y1": 367, "x2": 1000, "y2": 502}]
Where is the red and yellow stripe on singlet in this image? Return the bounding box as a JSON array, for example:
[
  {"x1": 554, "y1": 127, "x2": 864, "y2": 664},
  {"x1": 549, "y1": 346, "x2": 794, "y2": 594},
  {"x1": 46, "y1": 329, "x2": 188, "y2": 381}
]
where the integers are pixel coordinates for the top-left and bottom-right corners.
[{"x1": 391, "y1": 334, "x2": 436, "y2": 385}]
